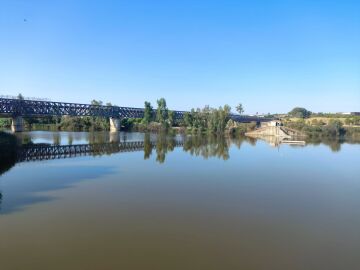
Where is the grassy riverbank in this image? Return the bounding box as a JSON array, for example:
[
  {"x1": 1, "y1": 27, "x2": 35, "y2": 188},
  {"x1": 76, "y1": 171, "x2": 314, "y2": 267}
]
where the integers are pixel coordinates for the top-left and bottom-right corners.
[{"x1": 283, "y1": 118, "x2": 360, "y2": 139}]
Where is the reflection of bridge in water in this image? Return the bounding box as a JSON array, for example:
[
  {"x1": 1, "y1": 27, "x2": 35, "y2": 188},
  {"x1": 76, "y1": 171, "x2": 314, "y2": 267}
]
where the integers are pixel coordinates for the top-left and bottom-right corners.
[{"x1": 17, "y1": 140, "x2": 185, "y2": 162}]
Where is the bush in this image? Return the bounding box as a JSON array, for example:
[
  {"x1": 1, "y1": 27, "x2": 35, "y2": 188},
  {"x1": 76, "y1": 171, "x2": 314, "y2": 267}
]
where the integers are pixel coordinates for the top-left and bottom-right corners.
[
  {"x1": 288, "y1": 107, "x2": 312, "y2": 118},
  {"x1": 284, "y1": 118, "x2": 347, "y2": 138}
]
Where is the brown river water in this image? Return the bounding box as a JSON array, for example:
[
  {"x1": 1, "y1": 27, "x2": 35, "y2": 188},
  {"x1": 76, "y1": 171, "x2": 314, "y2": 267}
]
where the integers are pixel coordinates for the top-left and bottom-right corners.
[{"x1": 0, "y1": 131, "x2": 359, "y2": 270}]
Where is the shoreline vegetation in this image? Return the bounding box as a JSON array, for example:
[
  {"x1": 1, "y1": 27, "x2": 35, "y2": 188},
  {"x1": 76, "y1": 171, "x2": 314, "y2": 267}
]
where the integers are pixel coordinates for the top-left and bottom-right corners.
[
  {"x1": 282, "y1": 107, "x2": 360, "y2": 140},
  {"x1": 0, "y1": 98, "x2": 359, "y2": 139}
]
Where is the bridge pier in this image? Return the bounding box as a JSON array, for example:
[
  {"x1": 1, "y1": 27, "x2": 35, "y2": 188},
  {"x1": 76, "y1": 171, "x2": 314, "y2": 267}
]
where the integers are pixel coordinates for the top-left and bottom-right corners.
[
  {"x1": 11, "y1": 116, "x2": 24, "y2": 132},
  {"x1": 109, "y1": 117, "x2": 121, "y2": 132}
]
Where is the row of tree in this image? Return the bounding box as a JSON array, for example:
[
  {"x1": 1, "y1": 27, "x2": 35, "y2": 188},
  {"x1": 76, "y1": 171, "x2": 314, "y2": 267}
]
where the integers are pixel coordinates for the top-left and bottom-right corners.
[
  {"x1": 139, "y1": 98, "x2": 241, "y2": 133},
  {"x1": 142, "y1": 98, "x2": 175, "y2": 126},
  {"x1": 182, "y1": 105, "x2": 231, "y2": 133}
]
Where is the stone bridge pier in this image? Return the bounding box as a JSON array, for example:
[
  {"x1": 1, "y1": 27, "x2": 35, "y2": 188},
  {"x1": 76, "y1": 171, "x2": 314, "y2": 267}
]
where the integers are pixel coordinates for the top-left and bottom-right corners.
[
  {"x1": 109, "y1": 117, "x2": 121, "y2": 132},
  {"x1": 11, "y1": 116, "x2": 24, "y2": 132}
]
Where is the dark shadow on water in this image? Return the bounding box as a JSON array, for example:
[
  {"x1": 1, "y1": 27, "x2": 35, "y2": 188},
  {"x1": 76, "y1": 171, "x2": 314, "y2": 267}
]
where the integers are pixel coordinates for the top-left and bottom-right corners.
[
  {"x1": 0, "y1": 165, "x2": 115, "y2": 215},
  {"x1": 0, "y1": 132, "x2": 18, "y2": 176}
]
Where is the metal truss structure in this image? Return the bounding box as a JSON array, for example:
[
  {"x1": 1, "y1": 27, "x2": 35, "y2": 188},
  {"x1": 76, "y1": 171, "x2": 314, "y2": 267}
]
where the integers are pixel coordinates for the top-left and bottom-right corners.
[{"x1": 0, "y1": 97, "x2": 273, "y2": 122}]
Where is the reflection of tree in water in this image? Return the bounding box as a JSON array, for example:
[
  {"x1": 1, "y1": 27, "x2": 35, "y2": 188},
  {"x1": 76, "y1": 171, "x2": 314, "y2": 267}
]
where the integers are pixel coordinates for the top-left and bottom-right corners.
[
  {"x1": 145, "y1": 133, "x2": 265, "y2": 163},
  {"x1": 183, "y1": 134, "x2": 230, "y2": 160},
  {"x1": 52, "y1": 133, "x2": 61, "y2": 145},
  {"x1": 68, "y1": 134, "x2": 74, "y2": 145},
  {"x1": 0, "y1": 192, "x2": 2, "y2": 211},
  {"x1": 229, "y1": 135, "x2": 257, "y2": 149},
  {"x1": 305, "y1": 137, "x2": 342, "y2": 152},
  {"x1": 143, "y1": 133, "x2": 152, "y2": 160},
  {"x1": 155, "y1": 133, "x2": 176, "y2": 164},
  {"x1": 88, "y1": 132, "x2": 108, "y2": 144},
  {"x1": 142, "y1": 132, "x2": 178, "y2": 163}
]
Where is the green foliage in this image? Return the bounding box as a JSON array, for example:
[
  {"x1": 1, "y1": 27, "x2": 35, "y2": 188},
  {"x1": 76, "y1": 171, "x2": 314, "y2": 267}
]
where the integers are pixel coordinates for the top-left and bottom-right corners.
[
  {"x1": 236, "y1": 103, "x2": 244, "y2": 114},
  {"x1": 120, "y1": 118, "x2": 142, "y2": 130},
  {"x1": 284, "y1": 118, "x2": 348, "y2": 138},
  {"x1": 322, "y1": 119, "x2": 344, "y2": 137},
  {"x1": 168, "y1": 110, "x2": 175, "y2": 127},
  {"x1": 0, "y1": 118, "x2": 11, "y2": 128},
  {"x1": 183, "y1": 105, "x2": 231, "y2": 134},
  {"x1": 142, "y1": 101, "x2": 153, "y2": 124},
  {"x1": 156, "y1": 98, "x2": 168, "y2": 124},
  {"x1": 17, "y1": 93, "x2": 24, "y2": 100},
  {"x1": 289, "y1": 107, "x2": 312, "y2": 118},
  {"x1": 342, "y1": 116, "x2": 360, "y2": 126},
  {"x1": 183, "y1": 112, "x2": 193, "y2": 127}
]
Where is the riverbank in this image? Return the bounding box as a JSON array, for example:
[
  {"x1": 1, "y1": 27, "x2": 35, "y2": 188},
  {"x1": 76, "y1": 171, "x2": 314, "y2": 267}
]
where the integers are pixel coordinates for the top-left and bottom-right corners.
[{"x1": 283, "y1": 118, "x2": 360, "y2": 140}]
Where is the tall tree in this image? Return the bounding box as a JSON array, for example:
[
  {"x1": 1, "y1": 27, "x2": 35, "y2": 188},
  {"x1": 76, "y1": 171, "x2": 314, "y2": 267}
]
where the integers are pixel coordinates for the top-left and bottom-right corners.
[
  {"x1": 236, "y1": 103, "x2": 244, "y2": 115},
  {"x1": 167, "y1": 110, "x2": 174, "y2": 126},
  {"x1": 143, "y1": 101, "x2": 153, "y2": 124},
  {"x1": 156, "y1": 98, "x2": 168, "y2": 124},
  {"x1": 17, "y1": 93, "x2": 24, "y2": 100}
]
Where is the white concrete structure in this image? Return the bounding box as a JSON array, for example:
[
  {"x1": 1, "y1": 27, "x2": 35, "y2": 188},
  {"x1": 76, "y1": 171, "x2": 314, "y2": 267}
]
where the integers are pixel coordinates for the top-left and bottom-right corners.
[{"x1": 109, "y1": 117, "x2": 121, "y2": 132}]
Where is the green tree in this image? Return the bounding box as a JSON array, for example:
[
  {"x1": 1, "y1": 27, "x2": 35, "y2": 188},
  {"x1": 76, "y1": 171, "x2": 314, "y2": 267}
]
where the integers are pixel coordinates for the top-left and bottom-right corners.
[
  {"x1": 168, "y1": 110, "x2": 174, "y2": 127},
  {"x1": 17, "y1": 93, "x2": 24, "y2": 100},
  {"x1": 183, "y1": 112, "x2": 193, "y2": 127},
  {"x1": 87, "y1": 100, "x2": 109, "y2": 130},
  {"x1": 289, "y1": 107, "x2": 311, "y2": 118},
  {"x1": 236, "y1": 103, "x2": 244, "y2": 115},
  {"x1": 156, "y1": 98, "x2": 168, "y2": 124},
  {"x1": 142, "y1": 101, "x2": 153, "y2": 124}
]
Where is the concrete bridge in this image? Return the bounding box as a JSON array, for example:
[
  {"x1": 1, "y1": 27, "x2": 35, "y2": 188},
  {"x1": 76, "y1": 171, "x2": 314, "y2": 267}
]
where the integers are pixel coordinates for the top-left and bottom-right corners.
[{"x1": 0, "y1": 97, "x2": 273, "y2": 132}]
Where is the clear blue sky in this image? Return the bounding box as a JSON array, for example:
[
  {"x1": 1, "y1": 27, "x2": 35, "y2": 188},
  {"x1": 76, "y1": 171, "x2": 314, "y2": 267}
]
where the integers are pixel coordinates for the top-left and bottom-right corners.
[{"x1": 0, "y1": 0, "x2": 359, "y2": 113}]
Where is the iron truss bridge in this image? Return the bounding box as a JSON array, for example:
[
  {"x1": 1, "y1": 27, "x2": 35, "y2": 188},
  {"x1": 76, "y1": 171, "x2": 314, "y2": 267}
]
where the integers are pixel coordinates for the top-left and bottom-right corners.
[
  {"x1": 0, "y1": 97, "x2": 273, "y2": 122},
  {"x1": 17, "y1": 140, "x2": 184, "y2": 162}
]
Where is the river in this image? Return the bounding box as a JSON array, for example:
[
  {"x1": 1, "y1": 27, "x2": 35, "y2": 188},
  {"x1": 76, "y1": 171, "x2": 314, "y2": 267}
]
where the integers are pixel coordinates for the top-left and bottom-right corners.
[{"x1": 0, "y1": 131, "x2": 360, "y2": 270}]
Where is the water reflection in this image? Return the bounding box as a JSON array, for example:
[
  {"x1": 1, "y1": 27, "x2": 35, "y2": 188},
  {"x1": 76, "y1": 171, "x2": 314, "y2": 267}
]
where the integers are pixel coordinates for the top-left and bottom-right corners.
[
  {"x1": 246, "y1": 133, "x2": 358, "y2": 153},
  {"x1": 1, "y1": 132, "x2": 360, "y2": 177},
  {"x1": 183, "y1": 134, "x2": 230, "y2": 160}
]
